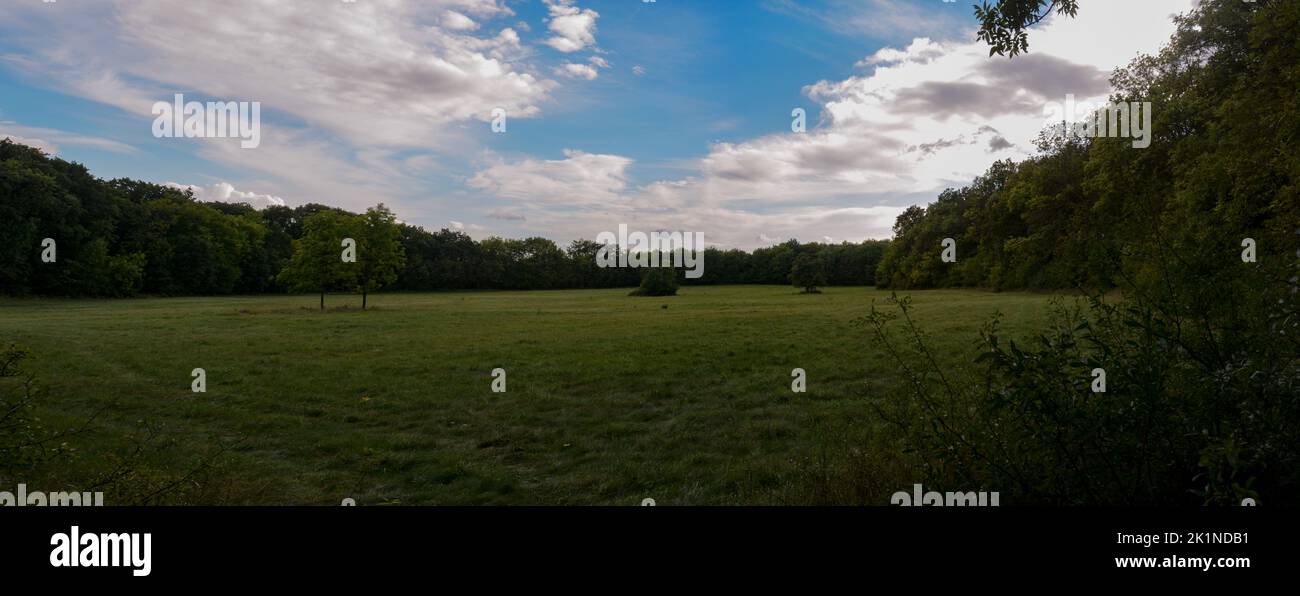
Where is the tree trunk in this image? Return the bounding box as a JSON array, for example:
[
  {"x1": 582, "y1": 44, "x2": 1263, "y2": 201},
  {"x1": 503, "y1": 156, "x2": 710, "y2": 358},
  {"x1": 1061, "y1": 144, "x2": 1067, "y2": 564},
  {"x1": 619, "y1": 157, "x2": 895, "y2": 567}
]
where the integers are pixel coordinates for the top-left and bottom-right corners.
[
  {"x1": 320, "y1": 291, "x2": 325, "y2": 311},
  {"x1": 363, "y1": 291, "x2": 368, "y2": 310}
]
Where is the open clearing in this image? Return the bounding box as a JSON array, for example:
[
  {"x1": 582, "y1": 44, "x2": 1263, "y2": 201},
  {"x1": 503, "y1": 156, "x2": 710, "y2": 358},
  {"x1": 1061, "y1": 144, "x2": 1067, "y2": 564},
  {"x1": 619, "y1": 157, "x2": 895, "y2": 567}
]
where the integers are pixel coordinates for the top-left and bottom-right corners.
[{"x1": 0, "y1": 286, "x2": 1056, "y2": 505}]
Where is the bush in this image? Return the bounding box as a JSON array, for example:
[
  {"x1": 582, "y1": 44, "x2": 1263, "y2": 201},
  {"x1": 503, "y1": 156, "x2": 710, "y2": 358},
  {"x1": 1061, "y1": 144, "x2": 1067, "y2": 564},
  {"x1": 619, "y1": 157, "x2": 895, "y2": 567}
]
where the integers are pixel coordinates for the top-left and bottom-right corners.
[
  {"x1": 0, "y1": 343, "x2": 58, "y2": 473},
  {"x1": 630, "y1": 267, "x2": 679, "y2": 296},
  {"x1": 852, "y1": 284, "x2": 1299, "y2": 505}
]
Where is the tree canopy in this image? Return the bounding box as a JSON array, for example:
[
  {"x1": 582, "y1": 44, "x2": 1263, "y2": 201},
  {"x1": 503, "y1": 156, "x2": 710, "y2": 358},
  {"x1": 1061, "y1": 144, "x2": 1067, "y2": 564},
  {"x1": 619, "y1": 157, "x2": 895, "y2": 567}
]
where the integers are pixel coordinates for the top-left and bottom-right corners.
[
  {"x1": 879, "y1": 0, "x2": 1298, "y2": 293},
  {"x1": 1, "y1": 139, "x2": 890, "y2": 299},
  {"x1": 276, "y1": 209, "x2": 360, "y2": 309},
  {"x1": 789, "y1": 253, "x2": 828, "y2": 294}
]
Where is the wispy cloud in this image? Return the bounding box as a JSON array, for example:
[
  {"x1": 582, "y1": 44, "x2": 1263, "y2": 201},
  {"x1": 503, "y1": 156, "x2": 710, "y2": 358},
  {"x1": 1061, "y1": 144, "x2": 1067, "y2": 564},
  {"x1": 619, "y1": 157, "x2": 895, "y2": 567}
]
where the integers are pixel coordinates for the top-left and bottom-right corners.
[
  {"x1": 762, "y1": 0, "x2": 975, "y2": 42},
  {"x1": 0, "y1": 122, "x2": 136, "y2": 155}
]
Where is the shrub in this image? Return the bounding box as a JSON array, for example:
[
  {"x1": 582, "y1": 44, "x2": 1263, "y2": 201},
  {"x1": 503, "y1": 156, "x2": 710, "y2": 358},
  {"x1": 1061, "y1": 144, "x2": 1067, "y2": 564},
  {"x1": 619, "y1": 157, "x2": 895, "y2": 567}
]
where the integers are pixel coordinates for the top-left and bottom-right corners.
[
  {"x1": 853, "y1": 285, "x2": 1299, "y2": 505},
  {"x1": 630, "y1": 267, "x2": 679, "y2": 296}
]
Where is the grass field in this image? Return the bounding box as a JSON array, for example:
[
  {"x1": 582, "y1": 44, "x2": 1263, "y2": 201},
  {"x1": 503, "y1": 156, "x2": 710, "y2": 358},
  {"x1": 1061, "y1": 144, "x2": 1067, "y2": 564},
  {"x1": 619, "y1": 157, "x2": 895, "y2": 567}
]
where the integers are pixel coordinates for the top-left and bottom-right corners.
[{"x1": 0, "y1": 286, "x2": 1058, "y2": 505}]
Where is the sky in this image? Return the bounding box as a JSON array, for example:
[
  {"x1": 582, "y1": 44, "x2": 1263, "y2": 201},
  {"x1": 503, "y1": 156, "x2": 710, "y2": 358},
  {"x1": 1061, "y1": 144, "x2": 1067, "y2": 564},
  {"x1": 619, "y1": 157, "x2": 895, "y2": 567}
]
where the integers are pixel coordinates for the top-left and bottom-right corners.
[{"x1": 0, "y1": 0, "x2": 1195, "y2": 249}]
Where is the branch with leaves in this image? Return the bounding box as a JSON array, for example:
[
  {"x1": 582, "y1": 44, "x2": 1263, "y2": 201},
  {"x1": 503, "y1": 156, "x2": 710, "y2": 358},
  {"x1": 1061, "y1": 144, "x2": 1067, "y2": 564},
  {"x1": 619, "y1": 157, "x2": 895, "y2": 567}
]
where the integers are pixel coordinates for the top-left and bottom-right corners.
[{"x1": 975, "y1": 0, "x2": 1080, "y2": 57}]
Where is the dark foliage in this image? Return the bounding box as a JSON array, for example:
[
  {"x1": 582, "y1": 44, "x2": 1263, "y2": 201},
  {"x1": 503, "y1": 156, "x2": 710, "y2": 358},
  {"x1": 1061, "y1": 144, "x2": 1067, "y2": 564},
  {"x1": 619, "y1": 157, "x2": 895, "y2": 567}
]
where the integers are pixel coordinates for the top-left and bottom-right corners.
[
  {"x1": 855, "y1": 0, "x2": 1300, "y2": 505},
  {"x1": 1, "y1": 139, "x2": 890, "y2": 297},
  {"x1": 629, "y1": 266, "x2": 680, "y2": 297}
]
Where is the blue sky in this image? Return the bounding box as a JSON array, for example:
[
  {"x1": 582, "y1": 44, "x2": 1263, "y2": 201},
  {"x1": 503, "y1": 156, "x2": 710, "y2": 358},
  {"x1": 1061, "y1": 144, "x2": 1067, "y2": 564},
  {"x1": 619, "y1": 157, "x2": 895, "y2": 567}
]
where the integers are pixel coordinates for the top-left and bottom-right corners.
[
  {"x1": 0, "y1": 0, "x2": 1192, "y2": 248},
  {"x1": 486, "y1": 1, "x2": 944, "y2": 182}
]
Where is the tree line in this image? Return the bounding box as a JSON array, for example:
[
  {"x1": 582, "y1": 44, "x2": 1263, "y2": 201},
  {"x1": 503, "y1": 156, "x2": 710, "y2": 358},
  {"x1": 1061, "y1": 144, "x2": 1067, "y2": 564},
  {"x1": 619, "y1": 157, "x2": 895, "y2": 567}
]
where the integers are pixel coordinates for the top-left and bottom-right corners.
[
  {"x1": 851, "y1": 0, "x2": 1299, "y2": 505},
  {"x1": 0, "y1": 139, "x2": 889, "y2": 299},
  {"x1": 876, "y1": 0, "x2": 1297, "y2": 292}
]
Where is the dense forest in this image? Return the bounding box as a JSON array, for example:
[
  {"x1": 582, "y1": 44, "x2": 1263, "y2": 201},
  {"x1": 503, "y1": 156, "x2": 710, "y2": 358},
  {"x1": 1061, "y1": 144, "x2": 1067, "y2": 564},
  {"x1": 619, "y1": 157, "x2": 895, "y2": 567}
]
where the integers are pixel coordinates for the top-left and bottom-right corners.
[
  {"x1": 875, "y1": 1, "x2": 1298, "y2": 292},
  {"x1": 0, "y1": 137, "x2": 889, "y2": 297},
  {"x1": 842, "y1": 0, "x2": 1299, "y2": 506}
]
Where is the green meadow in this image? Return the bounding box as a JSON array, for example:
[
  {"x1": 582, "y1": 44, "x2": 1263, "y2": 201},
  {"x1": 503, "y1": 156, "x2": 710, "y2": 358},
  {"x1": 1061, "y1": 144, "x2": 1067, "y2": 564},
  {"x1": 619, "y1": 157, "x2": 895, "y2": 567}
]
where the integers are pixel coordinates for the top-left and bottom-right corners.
[{"x1": 0, "y1": 286, "x2": 1056, "y2": 505}]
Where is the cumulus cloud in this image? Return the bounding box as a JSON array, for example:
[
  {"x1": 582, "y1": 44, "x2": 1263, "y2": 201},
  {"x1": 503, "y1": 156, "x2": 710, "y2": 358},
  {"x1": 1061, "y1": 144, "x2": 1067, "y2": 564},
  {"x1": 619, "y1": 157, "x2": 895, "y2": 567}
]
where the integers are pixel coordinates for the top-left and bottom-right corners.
[
  {"x1": 449, "y1": 220, "x2": 489, "y2": 237},
  {"x1": 0, "y1": 0, "x2": 554, "y2": 147},
  {"x1": 906, "y1": 126, "x2": 1011, "y2": 158},
  {"x1": 683, "y1": 0, "x2": 1194, "y2": 205},
  {"x1": 441, "y1": 10, "x2": 479, "y2": 31},
  {"x1": 165, "y1": 181, "x2": 286, "y2": 209},
  {"x1": 556, "y1": 62, "x2": 599, "y2": 80},
  {"x1": 469, "y1": 149, "x2": 632, "y2": 205},
  {"x1": 0, "y1": 0, "x2": 584, "y2": 221},
  {"x1": 465, "y1": 146, "x2": 908, "y2": 248},
  {"x1": 468, "y1": 0, "x2": 1195, "y2": 249},
  {"x1": 542, "y1": 0, "x2": 600, "y2": 53},
  {"x1": 857, "y1": 37, "x2": 945, "y2": 68},
  {"x1": 555, "y1": 55, "x2": 609, "y2": 80}
]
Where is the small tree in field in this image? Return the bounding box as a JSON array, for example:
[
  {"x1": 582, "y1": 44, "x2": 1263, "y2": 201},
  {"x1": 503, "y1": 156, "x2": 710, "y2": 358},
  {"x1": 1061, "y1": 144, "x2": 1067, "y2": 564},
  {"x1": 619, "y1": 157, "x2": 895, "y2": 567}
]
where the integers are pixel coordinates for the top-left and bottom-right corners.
[
  {"x1": 354, "y1": 204, "x2": 406, "y2": 309},
  {"x1": 790, "y1": 253, "x2": 827, "y2": 294},
  {"x1": 629, "y1": 266, "x2": 678, "y2": 296},
  {"x1": 277, "y1": 211, "x2": 358, "y2": 310}
]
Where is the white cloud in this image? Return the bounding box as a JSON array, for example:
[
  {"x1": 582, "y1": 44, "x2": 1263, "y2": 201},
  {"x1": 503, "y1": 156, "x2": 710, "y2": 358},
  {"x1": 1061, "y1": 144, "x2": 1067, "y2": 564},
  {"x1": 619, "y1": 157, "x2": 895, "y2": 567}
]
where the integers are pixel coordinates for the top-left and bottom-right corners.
[
  {"x1": 468, "y1": 0, "x2": 1195, "y2": 249},
  {"x1": 674, "y1": 0, "x2": 1195, "y2": 206},
  {"x1": 0, "y1": 0, "x2": 555, "y2": 147},
  {"x1": 857, "y1": 38, "x2": 945, "y2": 68},
  {"x1": 0, "y1": 0, "x2": 1198, "y2": 252},
  {"x1": 449, "y1": 219, "x2": 489, "y2": 237},
  {"x1": 465, "y1": 147, "x2": 907, "y2": 248},
  {"x1": 184, "y1": 126, "x2": 411, "y2": 214},
  {"x1": 500, "y1": 199, "x2": 905, "y2": 250},
  {"x1": 556, "y1": 62, "x2": 599, "y2": 80},
  {"x1": 542, "y1": 0, "x2": 600, "y2": 53},
  {"x1": 165, "y1": 181, "x2": 286, "y2": 209},
  {"x1": 441, "y1": 10, "x2": 479, "y2": 31},
  {"x1": 469, "y1": 149, "x2": 632, "y2": 205},
  {"x1": 0, "y1": 0, "x2": 588, "y2": 226},
  {"x1": 0, "y1": 122, "x2": 136, "y2": 155},
  {"x1": 555, "y1": 56, "x2": 608, "y2": 80}
]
